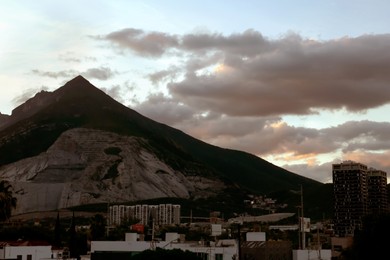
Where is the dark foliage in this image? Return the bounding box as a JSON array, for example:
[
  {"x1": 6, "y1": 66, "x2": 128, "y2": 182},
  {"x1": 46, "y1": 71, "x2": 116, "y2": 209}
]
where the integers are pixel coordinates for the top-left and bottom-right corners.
[
  {"x1": 0, "y1": 180, "x2": 17, "y2": 221},
  {"x1": 89, "y1": 214, "x2": 106, "y2": 241},
  {"x1": 106, "y1": 218, "x2": 139, "y2": 241},
  {"x1": 104, "y1": 147, "x2": 122, "y2": 155},
  {"x1": 53, "y1": 211, "x2": 62, "y2": 247},
  {"x1": 0, "y1": 225, "x2": 52, "y2": 241},
  {"x1": 340, "y1": 212, "x2": 390, "y2": 260}
]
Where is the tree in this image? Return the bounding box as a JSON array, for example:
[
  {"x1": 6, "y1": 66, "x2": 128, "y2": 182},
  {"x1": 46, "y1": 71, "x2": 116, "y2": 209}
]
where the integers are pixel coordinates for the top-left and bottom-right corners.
[
  {"x1": 0, "y1": 180, "x2": 17, "y2": 221},
  {"x1": 68, "y1": 212, "x2": 88, "y2": 260},
  {"x1": 106, "y1": 217, "x2": 139, "y2": 241},
  {"x1": 53, "y1": 211, "x2": 62, "y2": 247},
  {"x1": 341, "y1": 212, "x2": 390, "y2": 260},
  {"x1": 89, "y1": 214, "x2": 106, "y2": 241},
  {"x1": 68, "y1": 212, "x2": 77, "y2": 258}
]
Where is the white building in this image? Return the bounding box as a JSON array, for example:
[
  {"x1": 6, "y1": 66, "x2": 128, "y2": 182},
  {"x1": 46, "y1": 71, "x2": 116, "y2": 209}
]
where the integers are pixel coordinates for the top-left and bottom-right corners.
[
  {"x1": 0, "y1": 241, "x2": 54, "y2": 260},
  {"x1": 91, "y1": 232, "x2": 238, "y2": 260},
  {"x1": 292, "y1": 249, "x2": 332, "y2": 260},
  {"x1": 108, "y1": 203, "x2": 181, "y2": 226}
]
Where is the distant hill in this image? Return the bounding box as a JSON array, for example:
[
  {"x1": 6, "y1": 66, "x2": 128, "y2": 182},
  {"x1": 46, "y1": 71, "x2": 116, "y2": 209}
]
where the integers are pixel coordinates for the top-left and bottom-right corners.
[{"x1": 0, "y1": 76, "x2": 328, "y2": 219}]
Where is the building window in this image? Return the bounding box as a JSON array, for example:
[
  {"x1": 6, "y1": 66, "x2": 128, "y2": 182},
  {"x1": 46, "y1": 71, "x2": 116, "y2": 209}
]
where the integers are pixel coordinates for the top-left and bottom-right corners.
[
  {"x1": 196, "y1": 252, "x2": 209, "y2": 260},
  {"x1": 16, "y1": 256, "x2": 22, "y2": 260},
  {"x1": 27, "y1": 255, "x2": 32, "y2": 260},
  {"x1": 215, "y1": 253, "x2": 223, "y2": 260}
]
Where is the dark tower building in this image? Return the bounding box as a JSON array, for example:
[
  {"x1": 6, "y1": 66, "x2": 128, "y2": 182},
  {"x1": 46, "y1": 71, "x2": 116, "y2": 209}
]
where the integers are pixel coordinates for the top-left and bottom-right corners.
[
  {"x1": 333, "y1": 161, "x2": 368, "y2": 237},
  {"x1": 367, "y1": 168, "x2": 389, "y2": 214},
  {"x1": 332, "y1": 160, "x2": 388, "y2": 237}
]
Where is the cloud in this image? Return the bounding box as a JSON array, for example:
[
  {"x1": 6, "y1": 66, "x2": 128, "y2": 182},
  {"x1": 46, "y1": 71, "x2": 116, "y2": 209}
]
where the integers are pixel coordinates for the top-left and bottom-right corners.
[
  {"x1": 100, "y1": 81, "x2": 136, "y2": 105},
  {"x1": 343, "y1": 150, "x2": 390, "y2": 173},
  {"x1": 324, "y1": 120, "x2": 390, "y2": 152},
  {"x1": 121, "y1": 80, "x2": 390, "y2": 172},
  {"x1": 32, "y1": 67, "x2": 117, "y2": 81},
  {"x1": 59, "y1": 52, "x2": 97, "y2": 63},
  {"x1": 31, "y1": 69, "x2": 76, "y2": 79},
  {"x1": 282, "y1": 162, "x2": 334, "y2": 183},
  {"x1": 100, "y1": 29, "x2": 390, "y2": 116},
  {"x1": 169, "y1": 34, "x2": 390, "y2": 116},
  {"x1": 135, "y1": 93, "x2": 196, "y2": 126},
  {"x1": 103, "y1": 28, "x2": 179, "y2": 57},
  {"x1": 181, "y1": 29, "x2": 273, "y2": 56},
  {"x1": 12, "y1": 86, "x2": 49, "y2": 107},
  {"x1": 81, "y1": 67, "x2": 117, "y2": 81},
  {"x1": 101, "y1": 28, "x2": 390, "y2": 183},
  {"x1": 136, "y1": 93, "x2": 390, "y2": 175},
  {"x1": 148, "y1": 66, "x2": 181, "y2": 85}
]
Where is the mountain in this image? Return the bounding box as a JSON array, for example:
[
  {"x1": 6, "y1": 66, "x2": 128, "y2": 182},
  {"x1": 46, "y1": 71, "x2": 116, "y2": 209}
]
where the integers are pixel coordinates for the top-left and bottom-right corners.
[
  {"x1": 0, "y1": 113, "x2": 10, "y2": 128},
  {"x1": 0, "y1": 76, "x2": 324, "y2": 217}
]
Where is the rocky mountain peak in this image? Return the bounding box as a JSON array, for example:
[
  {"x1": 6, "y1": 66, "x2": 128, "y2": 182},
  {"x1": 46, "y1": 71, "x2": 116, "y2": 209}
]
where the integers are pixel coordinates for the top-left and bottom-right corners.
[
  {"x1": 56, "y1": 75, "x2": 96, "y2": 94},
  {"x1": 0, "y1": 75, "x2": 323, "y2": 216}
]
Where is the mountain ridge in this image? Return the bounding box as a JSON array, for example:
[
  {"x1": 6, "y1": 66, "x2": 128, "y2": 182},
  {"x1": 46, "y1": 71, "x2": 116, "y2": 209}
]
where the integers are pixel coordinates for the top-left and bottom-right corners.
[{"x1": 0, "y1": 75, "x2": 324, "y2": 216}]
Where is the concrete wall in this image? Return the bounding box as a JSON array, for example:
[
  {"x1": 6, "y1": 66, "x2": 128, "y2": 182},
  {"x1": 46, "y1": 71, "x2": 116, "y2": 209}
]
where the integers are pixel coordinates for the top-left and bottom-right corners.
[
  {"x1": 91, "y1": 233, "x2": 238, "y2": 260},
  {"x1": 292, "y1": 249, "x2": 332, "y2": 260},
  {"x1": 3, "y1": 245, "x2": 52, "y2": 260}
]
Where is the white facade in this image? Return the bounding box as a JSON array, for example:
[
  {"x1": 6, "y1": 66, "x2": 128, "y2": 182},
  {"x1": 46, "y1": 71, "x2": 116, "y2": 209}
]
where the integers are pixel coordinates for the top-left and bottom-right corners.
[
  {"x1": 0, "y1": 244, "x2": 52, "y2": 260},
  {"x1": 292, "y1": 249, "x2": 332, "y2": 260},
  {"x1": 246, "y1": 232, "x2": 266, "y2": 242},
  {"x1": 91, "y1": 232, "x2": 238, "y2": 260},
  {"x1": 172, "y1": 204, "x2": 181, "y2": 224},
  {"x1": 109, "y1": 203, "x2": 181, "y2": 226}
]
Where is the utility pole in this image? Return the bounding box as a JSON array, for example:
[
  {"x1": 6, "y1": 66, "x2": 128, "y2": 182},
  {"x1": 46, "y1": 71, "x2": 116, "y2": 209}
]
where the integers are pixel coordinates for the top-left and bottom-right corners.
[
  {"x1": 297, "y1": 206, "x2": 301, "y2": 250},
  {"x1": 300, "y1": 184, "x2": 305, "y2": 250},
  {"x1": 237, "y1": 224, "x2": 242, "y2": 260}
]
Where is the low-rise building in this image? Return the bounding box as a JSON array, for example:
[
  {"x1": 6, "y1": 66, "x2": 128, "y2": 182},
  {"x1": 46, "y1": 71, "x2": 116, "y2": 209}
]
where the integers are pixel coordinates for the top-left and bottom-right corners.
[
  {"x1": 330, "y1": 236, "x2": 353, "y2": 259},
  {"x1": 0, "y1": 240, "x2": 53, "y2": 260},
  {"x1": 292, "y1": 249, "x2": 332, "y2": 260},
  {"x1": 91, "y1": 232, "x2": 239, "y2": 260}
]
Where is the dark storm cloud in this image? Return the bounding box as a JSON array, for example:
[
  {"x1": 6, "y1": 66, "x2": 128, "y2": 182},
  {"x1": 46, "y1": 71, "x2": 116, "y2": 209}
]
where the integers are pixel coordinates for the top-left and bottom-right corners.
[{"x1": 101, "y1": 28, "x2": 390, "y2": 116}]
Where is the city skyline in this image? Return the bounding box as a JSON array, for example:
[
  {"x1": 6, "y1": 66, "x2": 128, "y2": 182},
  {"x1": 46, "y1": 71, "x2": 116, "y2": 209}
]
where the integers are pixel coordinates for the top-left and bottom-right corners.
[{"x1": 1, "y1": 1, "x2": 390, "y2": 183}]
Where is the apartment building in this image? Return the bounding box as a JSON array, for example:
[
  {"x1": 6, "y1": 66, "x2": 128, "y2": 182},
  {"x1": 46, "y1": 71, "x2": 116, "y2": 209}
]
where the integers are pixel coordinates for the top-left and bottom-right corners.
[
  {"x1": 108, "y1": 203, "x2": 181, "y2": 226},
  {"x1": 367, "y1": 168, "x2": 388, "y2": 214},
  {"x1": 332, "y1": 160, "x2": 388, "y2": 237}
]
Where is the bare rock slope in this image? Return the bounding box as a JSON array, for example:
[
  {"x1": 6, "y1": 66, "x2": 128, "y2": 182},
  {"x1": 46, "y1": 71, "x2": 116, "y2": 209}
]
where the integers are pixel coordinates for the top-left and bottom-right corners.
[{"x1": 0, "y1": 128, "x2": 224, "y2": 215}]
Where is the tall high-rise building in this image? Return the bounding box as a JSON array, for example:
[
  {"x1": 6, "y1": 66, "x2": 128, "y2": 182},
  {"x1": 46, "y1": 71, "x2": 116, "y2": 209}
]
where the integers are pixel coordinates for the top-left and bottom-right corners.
[
  {"x1": 367, "y1": 168, "x2": 388, "y2": 214},
  {"x1": 332, "y1": 160, "x2": 388, "y2": 237}
]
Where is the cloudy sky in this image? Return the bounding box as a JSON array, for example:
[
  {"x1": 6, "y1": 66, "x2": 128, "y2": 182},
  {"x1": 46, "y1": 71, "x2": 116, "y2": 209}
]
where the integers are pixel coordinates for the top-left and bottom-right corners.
[{"x1": 1, "y1": 0, "x2": 390, "y2": 183}]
